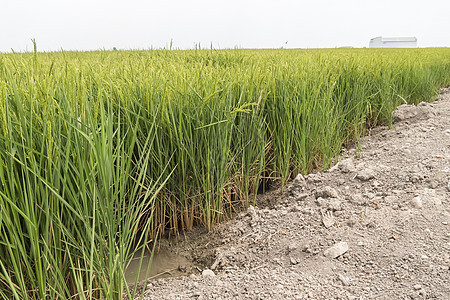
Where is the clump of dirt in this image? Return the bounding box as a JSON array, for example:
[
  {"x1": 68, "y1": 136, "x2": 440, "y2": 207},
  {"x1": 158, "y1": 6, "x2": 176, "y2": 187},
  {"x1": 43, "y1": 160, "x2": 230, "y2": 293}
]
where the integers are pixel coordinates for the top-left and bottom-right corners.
[{"x1": 140, "y1": 88, "x2": 450, "y2": 299}]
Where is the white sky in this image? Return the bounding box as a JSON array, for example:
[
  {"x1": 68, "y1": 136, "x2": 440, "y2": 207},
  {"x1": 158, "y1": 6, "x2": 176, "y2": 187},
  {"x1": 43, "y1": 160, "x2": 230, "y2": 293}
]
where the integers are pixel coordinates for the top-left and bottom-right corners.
[{"x1": 1, "y1": 0, "x2": 449, "y2": 52}]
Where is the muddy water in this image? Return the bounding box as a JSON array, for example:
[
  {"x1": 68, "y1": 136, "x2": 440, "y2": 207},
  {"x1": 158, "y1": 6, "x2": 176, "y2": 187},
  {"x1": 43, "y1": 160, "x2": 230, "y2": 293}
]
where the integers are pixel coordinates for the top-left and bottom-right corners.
[{"x1": 125, "y1": 248, "x2": 191, "y2": 284}]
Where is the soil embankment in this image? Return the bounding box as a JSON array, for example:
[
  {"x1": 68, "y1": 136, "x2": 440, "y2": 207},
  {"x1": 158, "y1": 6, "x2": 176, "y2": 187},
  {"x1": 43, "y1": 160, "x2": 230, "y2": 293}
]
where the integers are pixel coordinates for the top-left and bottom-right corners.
[{"x1": 139, "y1": 88, "x2": 450, "y2": 299}]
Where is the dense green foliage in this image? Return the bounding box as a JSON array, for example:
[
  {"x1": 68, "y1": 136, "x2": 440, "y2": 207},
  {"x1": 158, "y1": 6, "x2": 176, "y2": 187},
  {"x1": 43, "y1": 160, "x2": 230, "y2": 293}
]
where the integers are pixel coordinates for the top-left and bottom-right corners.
[{"x1": 0, "y1": 47, "x2": 449, "y2": 299}]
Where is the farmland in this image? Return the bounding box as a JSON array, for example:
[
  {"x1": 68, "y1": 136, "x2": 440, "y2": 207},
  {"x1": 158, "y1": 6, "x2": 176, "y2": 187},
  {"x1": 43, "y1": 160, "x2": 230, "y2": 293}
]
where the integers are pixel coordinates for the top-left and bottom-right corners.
[{"x1": 0, "y1": 48, "x2": 449, "y2": 299}]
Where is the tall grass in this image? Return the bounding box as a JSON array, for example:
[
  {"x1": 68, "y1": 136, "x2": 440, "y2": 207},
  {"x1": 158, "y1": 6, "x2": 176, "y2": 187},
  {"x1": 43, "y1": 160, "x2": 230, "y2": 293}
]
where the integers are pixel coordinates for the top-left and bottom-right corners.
[{"x1": 0, "y1": 47, "x2": 449, "y2": 298}]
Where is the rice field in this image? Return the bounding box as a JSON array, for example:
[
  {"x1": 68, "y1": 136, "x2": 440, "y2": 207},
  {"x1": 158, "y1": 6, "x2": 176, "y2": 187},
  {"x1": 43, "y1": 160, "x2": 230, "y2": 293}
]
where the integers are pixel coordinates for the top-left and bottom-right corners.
[{"x1": 0, "y1": 47, "x2": 449, "y2": 299}]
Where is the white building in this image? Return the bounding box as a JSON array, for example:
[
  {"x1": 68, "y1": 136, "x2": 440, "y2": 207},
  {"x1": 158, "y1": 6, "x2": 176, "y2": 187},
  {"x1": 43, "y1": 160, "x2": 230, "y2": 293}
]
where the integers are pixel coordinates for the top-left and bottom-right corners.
[{"x1": 369, "y1": 36, "x2": 417, "y2": 48}]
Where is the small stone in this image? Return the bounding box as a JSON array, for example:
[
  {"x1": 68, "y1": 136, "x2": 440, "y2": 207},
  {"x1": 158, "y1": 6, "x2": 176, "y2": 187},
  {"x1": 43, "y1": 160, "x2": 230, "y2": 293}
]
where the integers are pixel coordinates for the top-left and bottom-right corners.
[
  {"x1": 315, "y1": 197, "x2": 326, "y2": 207},
  {"x1": 294, "y1": 173, "x2": 306, "y2": 184},
  {"x1": 328, "y1": 198, "x2": 342, "y2": 211},
  {"x1": 410, "y1": 196, "x2": 423, "y2": 209},
  {"x1": 322, "y1": 211, "x2": 335, "y2": 228},
  {"x1": 384, "y1": 195, "x2": 397, "y2": 203},
  {"x1": 366, "y1": 192, "x2": 375, "y2": 200},
  {"x1": 306, "y1": 173, "x2": 322, "y2": 183},
  {"x1": 338, "y1": 158, "x2": 356, "y2": 173},
  {"x1": 178, "y1": 264, "x2": 187, "y2": 272},
  {"x1": 247, "y1": 205, "x2": 257, "y2": 218},
  {"x1": 338, "y1": 273, "x2": 350, "y2": 286},
  {"x1": 447, "y1": 181, "x2": 450, "y2": 192},
  {"x1": 350, "y1": 193, "x2": 365, "y2": 205},
  {"x1": 324, "y1": 242, "x2": 349, "y2": 258},
  {"x1": 290, "y1": 256, "x2": 299, "y2": 265},
  {"x1": 413, "y1": 284, "x2": 422, "y2": 290},
  {"x1": 202, "y1": 269, "x2": 215, "y2": 277},
  {"x1": 443, "y1": 221, "x2": 448, "y2": 225},
  {"x1": 356, "y1": 169, "x2": 375, "y2": 181},
  {"x1": 346, "y1": 216, "x2": 358, "y2": 227},
  {"x1": 316, "y1": 186, "x2": 339, "y2": 198},
  {"x1": 296, "y1": 193, "x2": 309, "y2": 201},
  {"x1": 334, "y1": 210, "x2": 343, "y2": 216},
  {"x1": 429, "y1": 181, "x2": 439, "y2": 189}
]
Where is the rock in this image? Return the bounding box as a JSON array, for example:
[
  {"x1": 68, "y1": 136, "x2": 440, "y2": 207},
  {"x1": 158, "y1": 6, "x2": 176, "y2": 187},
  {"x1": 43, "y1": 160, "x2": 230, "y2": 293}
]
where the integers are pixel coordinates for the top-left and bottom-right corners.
[
  {"x1": 350, "y1": 193, "x2": 365, "y2": 205},
  {"x1": 447, "y1": 181, "x2": 450, "y2": 192},
  {"x1": 356, "y1": 169, "x2": 375, "y2": 181},
  {"x1": 202, "y1": 269, "x2": 215, "y2": 277},
  {"x1": 316, "y1": 197, "x2": 326, "y2": 207},
  {"x1": 322, "y1": 211, "x2": 335, "y2": 228},
  {"x1": 413, "y1": 284, "x2": 422, "y2": 290},
  {"x1": 287, "y1": 187, "x2": 309, "y2": 200},
  {"x1": 316, "y1": 197, "x2": 341, "y2": 211},
  {"x1": 294, "y1": 173, "x2": 306, "y2": 184},
  {"x1": 328, "y1": 198, "x2": 342, "y2": 211},
  {"x1": 337, "y1": 274, "x2": 350, "y2": 286},
  {"x1": 338, "y1": 158, "x2": 356, "y2": 173},
  {"x1": 296, "y1": 193, "x2": 309, "y2": 201},
  {"x1": 306, "y1": 173, "x2": 322, "y2": 183},
  {"x1": 394, "y1": 104, "x2": 429, "y2": 122},
  {"x1": 346, "y1": 216, "x2": 358, "y2": 227},
  {"x1": 429, "y1": 181, "x2": 438, "y2": 189},
  {"x1": 324, "y1": 242, "x2": 349, "y2": 258},
  {"x1": 316, "y1": 186, "x2": 339, "y2": 198},
  {"x1": 410, "y1": 196, "x2": 423, "y2": 209},
  {"x1": 247, "y1": 205, "x2": 257, "y2": 218},
  {"x1": 365, "y1": 192, "x2": 375, "y2": 200}
]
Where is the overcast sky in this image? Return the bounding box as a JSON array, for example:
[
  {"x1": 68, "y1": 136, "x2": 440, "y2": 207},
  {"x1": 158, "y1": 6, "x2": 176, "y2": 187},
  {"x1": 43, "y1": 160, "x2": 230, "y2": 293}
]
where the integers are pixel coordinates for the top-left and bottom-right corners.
[{"x1": 1, "y1": 0, "x2": 449, "y2": 52}]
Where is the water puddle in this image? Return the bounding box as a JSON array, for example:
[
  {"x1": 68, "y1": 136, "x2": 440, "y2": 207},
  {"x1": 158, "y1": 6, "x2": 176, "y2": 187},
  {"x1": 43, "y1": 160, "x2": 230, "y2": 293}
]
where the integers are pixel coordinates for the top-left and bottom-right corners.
[{"x1": 125, "y1": 248, "x2": 191, "y2": 285}]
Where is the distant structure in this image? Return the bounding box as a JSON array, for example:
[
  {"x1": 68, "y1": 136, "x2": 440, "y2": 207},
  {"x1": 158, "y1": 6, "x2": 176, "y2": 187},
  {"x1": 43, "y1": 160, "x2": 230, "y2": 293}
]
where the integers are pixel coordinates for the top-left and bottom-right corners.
[{"x1": 369, "y1": 36, "x2": 417, "y2": 48}]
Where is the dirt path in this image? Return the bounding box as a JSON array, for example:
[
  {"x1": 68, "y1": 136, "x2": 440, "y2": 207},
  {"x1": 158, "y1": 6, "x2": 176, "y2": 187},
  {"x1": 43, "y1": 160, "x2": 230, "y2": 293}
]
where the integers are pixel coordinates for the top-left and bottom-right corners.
[{"x1": 140, "y1": 88, "x2": 450, "y2": 300}]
